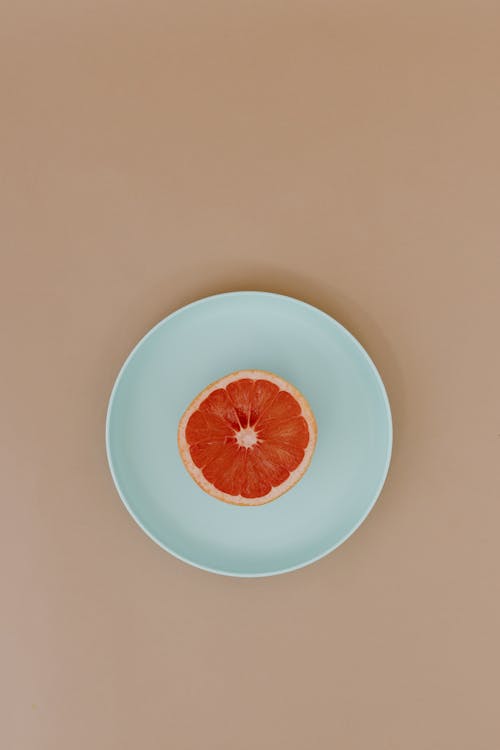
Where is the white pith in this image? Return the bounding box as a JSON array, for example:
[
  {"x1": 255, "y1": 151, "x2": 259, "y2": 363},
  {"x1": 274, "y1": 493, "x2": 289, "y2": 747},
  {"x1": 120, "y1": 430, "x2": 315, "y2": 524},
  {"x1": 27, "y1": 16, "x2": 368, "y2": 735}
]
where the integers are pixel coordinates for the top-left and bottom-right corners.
[{"x1": 236, "y1": 427, "x2": 259, "y2": 448}]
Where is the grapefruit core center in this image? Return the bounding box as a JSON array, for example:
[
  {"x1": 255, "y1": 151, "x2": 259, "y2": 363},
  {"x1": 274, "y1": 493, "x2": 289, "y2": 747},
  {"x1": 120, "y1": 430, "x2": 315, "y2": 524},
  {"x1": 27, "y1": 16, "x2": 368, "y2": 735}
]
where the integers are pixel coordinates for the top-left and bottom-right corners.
[
  {"x1": 236, "y1": 427, "x2": 259, "y2": 448},
  {"x1": 178, "y1": 370, "x2": 317, "y2": 506}
]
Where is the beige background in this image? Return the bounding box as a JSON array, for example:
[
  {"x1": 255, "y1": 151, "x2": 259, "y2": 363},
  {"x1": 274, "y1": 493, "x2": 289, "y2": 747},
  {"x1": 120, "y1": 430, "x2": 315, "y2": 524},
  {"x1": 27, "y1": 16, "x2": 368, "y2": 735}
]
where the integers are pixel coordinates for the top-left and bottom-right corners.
[{"x1": 1, "y1": 2, "x2": 499, "y2": 748}]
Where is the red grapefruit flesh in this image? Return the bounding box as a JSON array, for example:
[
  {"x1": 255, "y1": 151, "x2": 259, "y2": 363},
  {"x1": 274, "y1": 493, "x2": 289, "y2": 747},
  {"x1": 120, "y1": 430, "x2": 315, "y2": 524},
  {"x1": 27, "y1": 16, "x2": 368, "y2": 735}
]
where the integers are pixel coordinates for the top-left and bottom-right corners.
[{"x1": 178, "y1": 370, "x2": 317, "y2": 506}]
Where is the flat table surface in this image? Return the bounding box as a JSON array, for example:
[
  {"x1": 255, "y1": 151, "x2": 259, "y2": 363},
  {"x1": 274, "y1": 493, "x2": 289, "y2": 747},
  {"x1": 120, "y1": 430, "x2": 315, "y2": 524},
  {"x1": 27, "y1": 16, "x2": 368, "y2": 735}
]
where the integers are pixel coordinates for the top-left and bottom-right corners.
[{"x1": 2, "y1": 2, "x2": 499, "y2": 749}]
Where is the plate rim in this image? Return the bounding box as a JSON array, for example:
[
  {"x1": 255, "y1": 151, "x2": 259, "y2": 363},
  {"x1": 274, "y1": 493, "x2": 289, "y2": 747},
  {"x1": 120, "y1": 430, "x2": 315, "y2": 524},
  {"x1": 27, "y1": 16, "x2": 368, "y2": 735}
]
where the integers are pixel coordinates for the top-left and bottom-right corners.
[{"x1": 105, "y1": 290, "x2": 393, "y2": 577}]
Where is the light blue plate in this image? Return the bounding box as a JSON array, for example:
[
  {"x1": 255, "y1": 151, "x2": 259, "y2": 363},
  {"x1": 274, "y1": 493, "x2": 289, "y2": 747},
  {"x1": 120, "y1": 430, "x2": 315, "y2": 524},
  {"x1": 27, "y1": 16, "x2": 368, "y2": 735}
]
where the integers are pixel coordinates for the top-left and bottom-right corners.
[{"x1": 106, "y1": 292, "x2": 392, "y2": 576}]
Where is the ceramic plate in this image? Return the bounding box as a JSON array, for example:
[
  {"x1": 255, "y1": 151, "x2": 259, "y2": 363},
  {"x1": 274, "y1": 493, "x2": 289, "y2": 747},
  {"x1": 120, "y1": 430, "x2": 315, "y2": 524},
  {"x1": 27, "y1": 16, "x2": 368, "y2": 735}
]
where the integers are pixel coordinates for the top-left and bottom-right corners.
[{"x1": 106, "y1": 292, "x2": 392, "y2": 576}]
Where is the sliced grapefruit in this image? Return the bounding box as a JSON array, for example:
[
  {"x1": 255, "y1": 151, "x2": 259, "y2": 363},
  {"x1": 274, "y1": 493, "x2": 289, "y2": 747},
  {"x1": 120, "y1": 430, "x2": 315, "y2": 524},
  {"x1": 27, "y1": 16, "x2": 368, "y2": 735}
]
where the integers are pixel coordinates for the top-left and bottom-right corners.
[{"x1": 178, "y1": 370, "x2": 317, "y2": 506}]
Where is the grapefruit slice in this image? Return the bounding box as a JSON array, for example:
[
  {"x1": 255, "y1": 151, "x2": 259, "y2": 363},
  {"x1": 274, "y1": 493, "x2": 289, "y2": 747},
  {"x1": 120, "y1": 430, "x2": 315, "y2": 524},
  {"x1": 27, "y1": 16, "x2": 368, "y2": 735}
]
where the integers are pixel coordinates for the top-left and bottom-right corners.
[{"x1": 178, "y1": 370, "x2": 317, "y2": 506}]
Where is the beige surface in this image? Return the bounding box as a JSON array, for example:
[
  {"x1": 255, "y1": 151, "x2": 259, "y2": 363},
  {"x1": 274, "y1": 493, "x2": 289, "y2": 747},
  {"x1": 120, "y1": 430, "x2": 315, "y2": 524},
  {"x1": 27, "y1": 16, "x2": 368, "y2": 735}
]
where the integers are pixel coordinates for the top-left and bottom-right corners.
[{"x1": 1, "y1": 2, "x2": 499, "y2": 748}]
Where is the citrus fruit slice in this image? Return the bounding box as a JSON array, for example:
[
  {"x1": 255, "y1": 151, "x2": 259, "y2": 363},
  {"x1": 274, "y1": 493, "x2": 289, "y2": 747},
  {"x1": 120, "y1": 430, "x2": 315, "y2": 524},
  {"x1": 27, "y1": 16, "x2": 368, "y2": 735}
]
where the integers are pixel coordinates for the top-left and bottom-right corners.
[{"x1": 178, "y1": 370, "x2": 317, "y2": 506}]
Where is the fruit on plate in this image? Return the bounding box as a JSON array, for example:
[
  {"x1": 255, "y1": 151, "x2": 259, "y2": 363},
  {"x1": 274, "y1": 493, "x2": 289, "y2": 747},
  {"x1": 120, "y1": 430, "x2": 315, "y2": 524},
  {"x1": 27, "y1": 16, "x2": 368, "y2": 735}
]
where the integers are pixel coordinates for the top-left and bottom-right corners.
[{"x1": 178, "y1": 370, "x2": 316, "y2": 506}]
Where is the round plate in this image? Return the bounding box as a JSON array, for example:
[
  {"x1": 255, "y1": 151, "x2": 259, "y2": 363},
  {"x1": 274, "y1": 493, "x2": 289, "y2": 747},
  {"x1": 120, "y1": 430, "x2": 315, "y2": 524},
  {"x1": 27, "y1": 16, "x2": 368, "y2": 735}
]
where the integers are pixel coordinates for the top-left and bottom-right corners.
[{"x1": 106, "y1": 292, "x2": 392, "y2": 576}]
